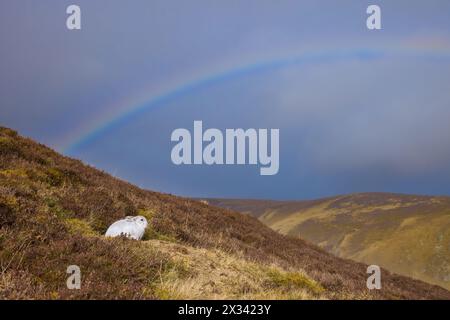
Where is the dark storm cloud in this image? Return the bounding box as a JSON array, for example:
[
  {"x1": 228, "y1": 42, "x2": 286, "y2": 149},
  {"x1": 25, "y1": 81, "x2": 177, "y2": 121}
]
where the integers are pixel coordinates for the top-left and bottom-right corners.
[{"x1": 1, "y1": 0, "x2": 450, "y2": 199}]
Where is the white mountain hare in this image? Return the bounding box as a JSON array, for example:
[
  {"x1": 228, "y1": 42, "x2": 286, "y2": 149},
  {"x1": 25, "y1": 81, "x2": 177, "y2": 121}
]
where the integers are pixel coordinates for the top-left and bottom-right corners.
[{"x1": 105, "y1": 216, "x2": 148, "y2": 240}]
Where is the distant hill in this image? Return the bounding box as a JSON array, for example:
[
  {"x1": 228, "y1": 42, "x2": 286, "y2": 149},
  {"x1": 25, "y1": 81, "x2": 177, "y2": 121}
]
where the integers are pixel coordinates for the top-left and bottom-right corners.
[
  {"x1": 208, "y1": 193, "x2": 450, "y2": 291},
  {"x1": 0, "y1": 127, "x2": 449, "y2": 299}
]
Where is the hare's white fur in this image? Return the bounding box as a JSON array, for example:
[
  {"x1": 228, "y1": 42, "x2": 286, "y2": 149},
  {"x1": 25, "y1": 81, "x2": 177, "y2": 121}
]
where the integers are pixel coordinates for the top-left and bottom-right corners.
[{"x1": 105, "y1": 216, "x2": 148, "y2": 240}]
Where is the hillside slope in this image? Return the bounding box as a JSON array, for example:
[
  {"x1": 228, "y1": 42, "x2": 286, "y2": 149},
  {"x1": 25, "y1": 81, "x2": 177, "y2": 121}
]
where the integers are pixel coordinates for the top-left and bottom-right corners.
[
  {"x1": 0, "y1": 127, "x2": 449, "y2": 299},
  {"x1": 208, "y1": 193, "x2": 450, "y2": 291}
]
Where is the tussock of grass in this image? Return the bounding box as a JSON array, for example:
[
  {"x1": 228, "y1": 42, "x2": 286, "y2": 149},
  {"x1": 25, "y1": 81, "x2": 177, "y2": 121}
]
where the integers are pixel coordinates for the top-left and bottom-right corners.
[
  {"x1": 45, "y1": 168, "x2": 65, "y2": 187},
  {"x1": 0, "y1": 168, "x2": 28, "y2": 178},
  {"x1": 266, "y1": 268, "x2": 325, "y2": 295},
  {"x1": 65, "y1": 218, "x2": 97, "y2": 237},
  {"x1": 45, "y1": 197, "x2": 74, "y2": 219},
  {"x1": 136, "y1": 208, "x2": 177, "y2": 242}
]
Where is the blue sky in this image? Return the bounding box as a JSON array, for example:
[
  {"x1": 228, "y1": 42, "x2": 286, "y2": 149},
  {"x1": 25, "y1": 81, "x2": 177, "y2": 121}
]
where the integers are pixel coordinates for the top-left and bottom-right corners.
[{"x1": 1, "y1": 1, "x2": 450, "y2": 199}]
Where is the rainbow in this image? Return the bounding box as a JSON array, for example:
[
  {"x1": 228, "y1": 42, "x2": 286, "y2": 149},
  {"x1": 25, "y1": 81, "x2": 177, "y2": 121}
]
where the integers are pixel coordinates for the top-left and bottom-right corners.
[{"x1": 63, "y1": 46, "x2": 450, "y2": 154}]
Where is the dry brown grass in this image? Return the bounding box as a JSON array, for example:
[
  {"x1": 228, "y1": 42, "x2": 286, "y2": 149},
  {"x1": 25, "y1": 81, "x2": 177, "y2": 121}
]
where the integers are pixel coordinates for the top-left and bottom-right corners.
[{"x1": 147, "y1": 239, "x2": 325, "y2": 300}]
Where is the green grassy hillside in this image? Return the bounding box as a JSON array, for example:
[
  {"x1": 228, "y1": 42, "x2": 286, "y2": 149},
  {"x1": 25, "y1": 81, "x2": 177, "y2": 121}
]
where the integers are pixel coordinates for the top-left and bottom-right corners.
[
  {"x1": 1, "y1": 127, "x2": 449, "y2": 299},
  {"x1": 209, "y1": 193, "x2": 450, "y2": 291}
]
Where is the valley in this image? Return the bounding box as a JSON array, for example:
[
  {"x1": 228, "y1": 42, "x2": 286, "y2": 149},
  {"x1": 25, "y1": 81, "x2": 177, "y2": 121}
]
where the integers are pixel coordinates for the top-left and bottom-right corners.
[{"x1": 208, "y1": 193, "x2": 450, "y2": 291}]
